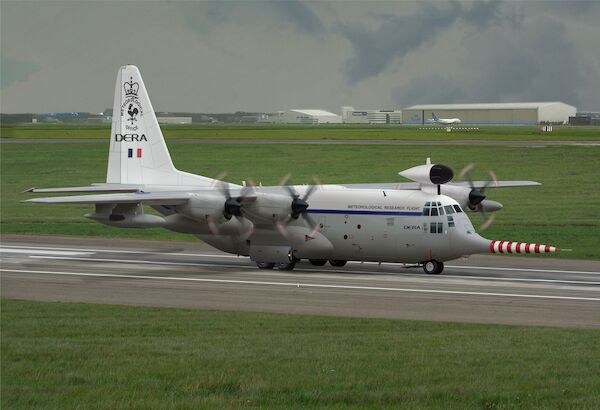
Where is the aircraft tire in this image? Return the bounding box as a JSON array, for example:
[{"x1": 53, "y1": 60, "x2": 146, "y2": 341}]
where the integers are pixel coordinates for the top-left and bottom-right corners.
[
  {"x1": 277, "y1": 261, "x2": 296, "y2": 271},
  {"x1": 329, "y1": 260, "x2": 347, "y2": 267},
  {"x1": 256, "y1": 261, "x2": 276, "y2": 270},
  {"x1": 309, "y1": 259, "x2": 327, "y2": 266},
  {"x1": 423, "y1": 260, "x2": 444, "y2": 274}
]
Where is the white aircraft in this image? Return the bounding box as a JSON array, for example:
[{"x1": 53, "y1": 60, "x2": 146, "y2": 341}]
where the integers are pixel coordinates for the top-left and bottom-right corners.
[
  {"x1": 427, "y1": 112, "x2": 462, "y2": 125},
  {"x1": 25, "y1": 66, "x2": 560, "y2": 274}
]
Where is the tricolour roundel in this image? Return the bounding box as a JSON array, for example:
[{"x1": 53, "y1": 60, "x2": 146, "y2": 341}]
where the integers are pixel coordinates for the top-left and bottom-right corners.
[{"x1": 489, "y1": 240, "x2": 559, "y2": 254}]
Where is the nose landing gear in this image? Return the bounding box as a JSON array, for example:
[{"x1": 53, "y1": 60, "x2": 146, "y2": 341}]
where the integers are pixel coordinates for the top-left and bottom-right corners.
[{"x1": 422, "y1": 260, "x2": 444, "y2": 274}]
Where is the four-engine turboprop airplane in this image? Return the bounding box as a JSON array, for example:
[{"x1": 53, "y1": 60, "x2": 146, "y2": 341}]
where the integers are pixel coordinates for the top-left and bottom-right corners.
[
  {"x1": 427, "y1": 112, "x2": 462, "y2": 125},
  {"x1": 25, "y1": 65, "x2": 560, "y2": 274}
]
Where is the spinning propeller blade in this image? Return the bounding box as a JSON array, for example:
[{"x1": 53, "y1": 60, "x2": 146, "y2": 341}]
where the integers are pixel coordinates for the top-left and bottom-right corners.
[
  {"x1": 459, "y1": 164, "x2": 498, "y2": 230},
  {"x1": 276, "y1": 175, "x2": 322, "y2": 238}
]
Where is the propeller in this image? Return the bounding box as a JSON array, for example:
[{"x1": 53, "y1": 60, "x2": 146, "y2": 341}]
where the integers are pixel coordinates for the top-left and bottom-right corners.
[
  {"x1": 207, "y1": 172, "x2": 255, "y2": 236},
  {"x1": 276, "y1": 174, "x2": 322, "y2": 239},
  {"x1": 459, "y1": 163, "x2": 498, "y2": 230}
]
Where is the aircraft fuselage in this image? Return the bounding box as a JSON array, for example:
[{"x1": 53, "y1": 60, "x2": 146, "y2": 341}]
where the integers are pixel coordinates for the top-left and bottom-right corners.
[{"x1": 189, "y1": 188, "x2": 488, "y2": 264}]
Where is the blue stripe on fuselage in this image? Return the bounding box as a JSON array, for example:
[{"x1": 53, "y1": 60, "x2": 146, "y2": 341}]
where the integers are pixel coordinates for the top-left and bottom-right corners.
[{"x1": 306, "y1": 209, "x2": 421, "y2": 216}]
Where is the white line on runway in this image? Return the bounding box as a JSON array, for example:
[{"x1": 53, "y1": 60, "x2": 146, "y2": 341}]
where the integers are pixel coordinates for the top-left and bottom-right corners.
[
  {"x1": 445, "y1": 265, "x2": 600, "y2": 275},
  {"x1": 0, "y1": 248, "x2": 92, "y2": 256},
  {"x1": 2, "y1": 268, "x2": 600, "y2": 302},
  {"x1": 3, "y1": 245, "x2": 599, "y2": 276},
  {"x1": 24, "y1": 255, "x2": 600, "y2": 286}
]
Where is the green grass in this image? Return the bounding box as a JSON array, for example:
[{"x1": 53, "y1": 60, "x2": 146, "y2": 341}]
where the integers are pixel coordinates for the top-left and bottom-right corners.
[
  {"x1": 1, "y1": 141, "x2": 599, "y2": 259},
  {"x1": 2, "y1": 123, "x2": 600, "y2": 141},
  {"x1": 2, "y1": 299, "x2": 599, "y2": 409}
]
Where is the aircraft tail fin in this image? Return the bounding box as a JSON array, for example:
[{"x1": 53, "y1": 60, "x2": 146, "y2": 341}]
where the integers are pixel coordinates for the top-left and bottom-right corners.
[
  {"x1": 107, "y1": 65, "x2": 213, "y2": 187},
  {"x1": 431, "y1": 112, "x2": 439, "y2": 121}
]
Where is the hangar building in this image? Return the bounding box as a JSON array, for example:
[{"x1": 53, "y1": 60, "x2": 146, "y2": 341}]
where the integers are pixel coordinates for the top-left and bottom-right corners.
[
  {"x1": 279, "y1": 109, "x2": 342, "y2": 124},
  {"x1": 402, "y1": 102, "x2": 576, "y2": 125},
  {"x1": 342, "y1": 106, "x2": 402, "y2": 124}
]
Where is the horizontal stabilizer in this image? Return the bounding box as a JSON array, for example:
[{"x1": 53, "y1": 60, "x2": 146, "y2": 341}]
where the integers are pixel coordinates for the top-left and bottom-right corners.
[
  {"x1": 24, "y1": 184, "x2": 143, "y2": 194},
  {"x1": 23, "y1": 191, "x2": 192, "y2": 205}
]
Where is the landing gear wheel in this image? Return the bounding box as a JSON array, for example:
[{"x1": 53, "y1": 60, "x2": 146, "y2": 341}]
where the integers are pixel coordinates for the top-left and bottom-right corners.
[
  {"x1": 277, "y1": 260, "x2": 297, "y2": 271},
  {"x1": 423, "y1": 260, "x2": 444, "y2": 274},
  {"x1": 309, "y1": 259, "x2": 327, "y2": 266},
  {"x1": 329, "y1": 260, "x2": 347, "y2": 267},
  {"x1": 256, "y1": 262, "x2": 275, "y2": 270}
]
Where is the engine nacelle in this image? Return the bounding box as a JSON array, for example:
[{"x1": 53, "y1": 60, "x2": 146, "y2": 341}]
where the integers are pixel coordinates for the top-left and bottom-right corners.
[
  {"x1": 399, "y1": 164, "x2": 453, "y2": 185},
  {"x1": 439, "y1": 184, "x2": 471, "y2": 208},
  {"x1": 177, "y1": 193, "x2": 226, "y2": 223},
  {"x1": 242, "y1": 192, "x2": 293, "y2": 223},
  {"x1": 163, "y1": 213, "x2": 253, "y2": 235}
]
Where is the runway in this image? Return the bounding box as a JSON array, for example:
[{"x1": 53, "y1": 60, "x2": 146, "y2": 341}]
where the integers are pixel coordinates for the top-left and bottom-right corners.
[{"x1": 2, "y1": 235, "x2": 599, "y2": 328}]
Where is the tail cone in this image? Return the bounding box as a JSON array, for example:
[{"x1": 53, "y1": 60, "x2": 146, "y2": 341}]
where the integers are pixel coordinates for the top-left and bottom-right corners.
[{"x1": 489, "y1": 240, "x2": 560, "y2": 255}]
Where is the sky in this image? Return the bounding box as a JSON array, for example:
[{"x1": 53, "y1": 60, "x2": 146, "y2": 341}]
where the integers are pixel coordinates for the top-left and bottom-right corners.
[{"x1": 1, "y1": 0, "x2": 599, "y2": 114}]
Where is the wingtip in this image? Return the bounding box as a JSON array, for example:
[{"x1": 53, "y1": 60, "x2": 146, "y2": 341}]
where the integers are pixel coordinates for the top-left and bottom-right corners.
[{"x1": 22, "y1": 187, "x2": 35, "y2": 193}]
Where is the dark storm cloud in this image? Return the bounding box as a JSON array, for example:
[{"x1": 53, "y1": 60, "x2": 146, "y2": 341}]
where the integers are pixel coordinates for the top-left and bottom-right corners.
[
  {"x1": 270, "y1": 0, "x2": 324, "y2": 35},
  {"x1": 391, "y1": 18, "x2": 585, "y2": 106},
  {"x1": 180, "y1": 0, "x2": 323, "y2": 37},
  {"x1": 340, "y1": 0, "x2": 513, "y2": 82}
]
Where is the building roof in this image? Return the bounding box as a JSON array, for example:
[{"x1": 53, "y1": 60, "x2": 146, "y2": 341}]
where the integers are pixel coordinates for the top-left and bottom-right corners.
[
  {"x1": 290, "y1": 109, "x2": 339, "y2": 117},
  {"x1": 403, "y1": 102, "x2": 574, "y2": 110}
]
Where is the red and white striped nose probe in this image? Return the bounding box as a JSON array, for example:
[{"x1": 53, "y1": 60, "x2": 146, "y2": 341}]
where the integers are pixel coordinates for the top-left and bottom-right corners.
[{"x1": 490, "y1": 240, "x2": 560, "y2": 254}]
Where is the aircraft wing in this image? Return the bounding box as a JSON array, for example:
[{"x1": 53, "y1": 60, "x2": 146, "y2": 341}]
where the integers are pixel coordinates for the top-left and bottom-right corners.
[
  {"x1": 24, "y1": 184, "x2": 143, "y2": 194},
  {"x1": 24, "y1": 191, "x2": 192, "y2": 205},
  {"x1": 447, "y1": 181, "x2": 541, "y2": 189},
  {"x1": 340, "y1": 181, "x2": 541, "y2": 190},
  {"x1": 340, "y1": 182, "x2": 421, "y2": 190}
]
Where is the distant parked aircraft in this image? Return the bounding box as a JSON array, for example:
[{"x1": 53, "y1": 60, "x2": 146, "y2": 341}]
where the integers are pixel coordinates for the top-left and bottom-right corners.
[{"x1": 427, "y1": 112, "x2": 462, "y2": 125}]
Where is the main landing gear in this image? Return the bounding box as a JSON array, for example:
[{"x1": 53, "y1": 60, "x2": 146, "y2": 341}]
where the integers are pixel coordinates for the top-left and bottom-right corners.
[
  {"x1": 256, "y1": 259, "x2": 348, "y2": 271},
  {"x1": 255, "y1": 260, "x2": 297, "y2": 270},
  {"x1": 422, "y1": 260, "x2": 444, "y2": 274}
]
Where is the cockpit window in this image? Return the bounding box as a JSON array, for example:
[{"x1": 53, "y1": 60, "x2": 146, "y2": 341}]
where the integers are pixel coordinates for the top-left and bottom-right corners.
[
  {"x1": 423, "y1": 202, "x2": 452, "y2": 217},
  {"x1": 453, "y1": 204, "x2": 463, "y2": 213}
]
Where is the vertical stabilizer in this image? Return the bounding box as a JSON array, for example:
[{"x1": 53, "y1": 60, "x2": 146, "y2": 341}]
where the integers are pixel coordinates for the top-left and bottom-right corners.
[{"x1": 106, "y1": 65, "x2": 213, "y2": 187}]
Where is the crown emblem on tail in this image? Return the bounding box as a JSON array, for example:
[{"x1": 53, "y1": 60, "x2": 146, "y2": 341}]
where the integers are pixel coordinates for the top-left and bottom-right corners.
[{"x1": 124, "y1": 77, "x2": 139, "y2": 97}]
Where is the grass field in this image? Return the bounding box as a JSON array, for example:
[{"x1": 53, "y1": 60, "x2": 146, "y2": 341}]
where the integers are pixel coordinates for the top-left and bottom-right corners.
[
  {"x1": 1, "y1": 140, "x2": 599, "y2": 259},
  {"x1": 2, "y1": 299, "x2": 599, "y2": 409},
  {"x1": 2, "y1": 123, "x2": 600, "y2": 141}
]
